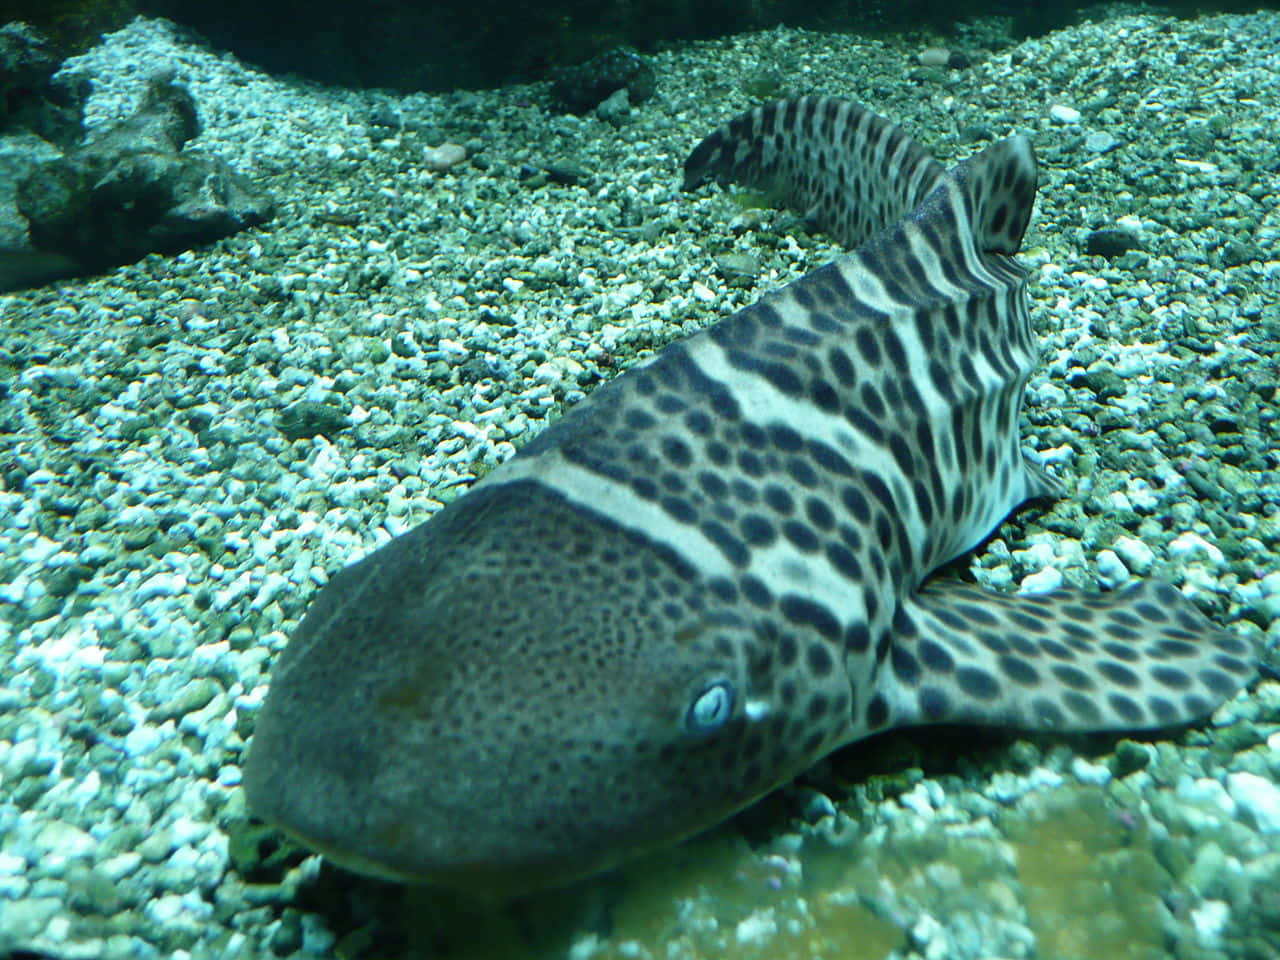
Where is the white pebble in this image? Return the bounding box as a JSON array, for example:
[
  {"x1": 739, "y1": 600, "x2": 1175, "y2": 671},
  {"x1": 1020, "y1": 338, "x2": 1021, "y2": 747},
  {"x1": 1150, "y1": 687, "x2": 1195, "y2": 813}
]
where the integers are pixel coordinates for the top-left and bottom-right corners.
[
  {"x1": 145, "y1": 893, "x2": 187, "y2": 924},
  {"x1": 1113, "y1": 536, "x2": 1155, "y2": 575},
  {"x1": 35, "y1": 820, "x2": 97, "y2": 859},
  {"x1": 1109, "y1": 491, "x2": 1134, "y2": 513},
  {"x1": 123, "y1": 722, "x2": 164, "y2": 757},
  {"x1": 532, "y1": 362, "x2": 563, "y2": 386},
  {"x1": 1227, "y1": 772, "x2": 1280, "y2": 834},
  {"x1": 899, "y1": 782, "x2": 936, "y2": 815},
  {"x1": 135, "y1": 572, "x2": 185, "y2": 602},
  {"x1": 100, "y1": 851, "x2": 142, "y2": 881},
  {"x1": 1014, "y1": 540, "x2": 1056, "y2": 569},
  {"x1": 423, "y1": 142, "x2": 467, "y2": 172},
  {"x1": 1095, "y1": 549, "x2": 1130, "y2": 588},
  {"x1": 1177, "y1": 776, "x2": 1235, "y2": 816},
  {"x1": 1169, "y1": 533, "x2": 1225, "y2": 564},
  {"x1": 1049, "y1": 103, "x2": 1082, "y2": 123},
  {"x1": 1258, "y1": 570, "x2": 1280, "y2": 596},
  {"x1": 1070, "y1": 757, "x2": 1112, "y2": 786},
  {"x1": 0, "y1": 852, "x2": 28, "y2": 874},
  {"x1": 568, "y1": 934, "x2": 602, "y2": 960},
  {"x1": 1020, "y1": 566, "x2": 1063, "y2": 594},
  {"x1": 735, "y1": 909, "x2": 777, "y2": 945},
  {"x1": 909, "y1": 913, "x2": 947, "y2": 959},
  {"x1": 1190, "y1": 899, "x2": 1230, "y2": 946},
  {"x1": 1125, "y1": 478, "x2": 1159, "y2": 512},
  {"x1": 437, "y1": 338, "x2": 468, "y2": 359}
]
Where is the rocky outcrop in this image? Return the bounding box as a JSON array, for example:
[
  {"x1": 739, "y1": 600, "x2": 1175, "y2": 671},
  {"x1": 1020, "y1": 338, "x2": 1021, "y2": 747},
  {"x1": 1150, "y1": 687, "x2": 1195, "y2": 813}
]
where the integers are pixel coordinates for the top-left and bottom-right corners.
[
  {"x1": 0, "y1": 23, "x2": 274, "y2": 293},
  {"x1": 0, "y1": 21, "x2": 90, "y2": 149}
]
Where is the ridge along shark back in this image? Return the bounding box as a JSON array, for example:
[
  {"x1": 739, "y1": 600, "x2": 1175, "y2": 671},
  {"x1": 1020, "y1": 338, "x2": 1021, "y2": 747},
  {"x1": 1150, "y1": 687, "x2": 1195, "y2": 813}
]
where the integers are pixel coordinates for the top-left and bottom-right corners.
[{"x1": 242, "y1": 96, "x2": 1256, "y2": 898}]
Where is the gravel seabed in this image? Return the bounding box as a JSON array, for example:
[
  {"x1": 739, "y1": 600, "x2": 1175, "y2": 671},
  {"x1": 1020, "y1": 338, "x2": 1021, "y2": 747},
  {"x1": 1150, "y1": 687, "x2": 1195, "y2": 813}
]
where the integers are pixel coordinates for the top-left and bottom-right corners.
[{"x1": 2, "y1": 9, "x2": 1279, "y2": 960}]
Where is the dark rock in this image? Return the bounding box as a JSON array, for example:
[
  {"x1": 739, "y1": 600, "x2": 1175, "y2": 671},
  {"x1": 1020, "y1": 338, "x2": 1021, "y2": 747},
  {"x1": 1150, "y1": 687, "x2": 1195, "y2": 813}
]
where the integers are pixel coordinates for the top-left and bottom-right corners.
[
  {"x1": 0, "y1": 22, "x2": 89, "y2": 150},
  {"x1": 455, "y1": 357, "x2": 491, "y2": 383},
  {"x1": 0, "y1": 24, "x2": 90, "y2": 289},
  {"x1": 1066, "y1": 366, "x2": 1125, "y2": 401},
  {"x1": 1110, "y1": 740, "x2": 1151, "y2": 778},
  {"x1": 278, "y1": 401, "x2": 350, "y2": 441},
  {"x1": 959, "y1": 123, "x2": 996, "y2": 143},
  {"x1": 1084, "y1": 228, "x2": 1140, "y2": 259},
  {"x1": 544, "y1": 162, "x2": 588, "y2": 187},
  {"x1": 1219, "y1": 240, "x2": 1261, "y2": 268},
  {"x1": 365, "y1": 102, "x2": 402, "y2": 140},
  {"x1": 3, "y1": 63, "x2": 274, "y2": 291},
  {"x1": 550, "y1": 48, "x2": 655, "y2": 114},
  {"x1": 714, "y1": 252, "x2": 761, "y2": 279},
  {"x1": 1184, "y1": 123, "x2": 1215, "y2": 156}
]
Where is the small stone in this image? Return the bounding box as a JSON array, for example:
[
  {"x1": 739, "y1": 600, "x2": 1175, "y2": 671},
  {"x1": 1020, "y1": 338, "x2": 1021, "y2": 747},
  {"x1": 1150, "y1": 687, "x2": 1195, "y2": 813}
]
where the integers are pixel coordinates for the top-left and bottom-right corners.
[
  {"x1": 1112, "y1": 537, "x2": 1155, "y2": 575},
  {"x1": 36, "y1": 819, "x2": 97, "y2": 859},
  {"x1": 1169, "y1": 532, "x2": 1225, "y2": 564},
  {"x1": 390, "y1": 331, "x2": 418, "y2": 357},
  {"x1": 119, "y1": 522, "x2": 159, "y2": 551},
  {"x1": 278, "y1": 401, "x2": 350, "y2": 441},
  {"x1": 124, "y1": 723, "x2": 165, "y2": 758},
  {"x1": 1020, "y1": 566, "x2": 1063, "y2": 593},
  {"x1": 1228, "y1": 772, "x2": 1280, "y2": 834},
  {"x1": 136, "y1": 571, "x2": 186, "y2": 601},
  {"x1": 1084, "y1": 228, "x2": 1140, "y2": 259},
  {"x1": 1190, "y1": 899, "x2": 1230, "y2": 946},
  {"x1": 1220, "y1": 240, "x2": 1261, "y2": 267},
  {"x1": 596, "y1": 87, "x2": 630, "y2": 126},
  {"x1": 795, "y1": 786, "x2": 836, "y2": 823},
  {"x1": 1094, "y1": 549, "x2": 1130, "y2": 588},
  {"x1": 149, "y1": 678, "x2": 220, "y2": 723},
  {"x1": 1084, "y1": 131, "x2": 1119, "y2": 153},
  {"x1": 532, "y1": 362, "x2": 563, "y2": 386},
  {"x1": 0, "y1": 897, "x2": 64, "y2": 942},
  {"x1": 735, "y1": 908, "x2": 777, "y2": 946},
  {"x1": 1070, "y1": 757, "x2": 1112, "y2": 786},
  {"x1": 423, "y1": 142, "x2": 467, "y2": 172},
  {"x1": 1111, "y1": 740, "x2": 1152, "y2": 777},
  {"x1": 43, "y1": 564, "x2": 91, "y2": 598},
  {"x1": 714, "y1": 252, "x2": 760, "y2": 279},
  {"x1": 917, "y1": 47, "x2": 951, "y2": 67},
  {"x1": 1049, "y1": 103, "x2": 1082, "y2": 123}
]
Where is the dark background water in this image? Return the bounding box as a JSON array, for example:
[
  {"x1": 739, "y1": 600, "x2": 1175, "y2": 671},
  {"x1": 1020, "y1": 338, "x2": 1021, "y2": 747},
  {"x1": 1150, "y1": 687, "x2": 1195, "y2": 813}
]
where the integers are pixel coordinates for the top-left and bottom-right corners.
[{"x1": 2, "y1": 0, "x2": 1276, "y2": 92}]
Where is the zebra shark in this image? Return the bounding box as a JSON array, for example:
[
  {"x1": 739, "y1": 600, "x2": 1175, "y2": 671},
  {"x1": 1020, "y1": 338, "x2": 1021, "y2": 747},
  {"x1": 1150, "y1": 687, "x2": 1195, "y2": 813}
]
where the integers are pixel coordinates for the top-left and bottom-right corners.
[{"x1": 242, "y1": 96, "x2": 1255, "y2": 898}]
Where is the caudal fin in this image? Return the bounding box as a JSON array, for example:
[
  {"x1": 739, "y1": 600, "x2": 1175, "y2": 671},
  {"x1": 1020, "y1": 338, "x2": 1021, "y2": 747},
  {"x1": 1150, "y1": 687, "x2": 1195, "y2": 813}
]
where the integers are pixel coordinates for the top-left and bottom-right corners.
[{"x1": 683, "y1": 95, "x2": 947, "y2": 249}]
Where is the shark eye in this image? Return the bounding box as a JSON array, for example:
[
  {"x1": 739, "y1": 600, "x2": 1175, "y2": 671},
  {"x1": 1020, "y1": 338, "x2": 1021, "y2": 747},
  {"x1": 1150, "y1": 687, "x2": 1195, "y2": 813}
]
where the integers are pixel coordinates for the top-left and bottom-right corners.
[{"x1": 685, "y1": 680, "x2": 735, "y2": 734}]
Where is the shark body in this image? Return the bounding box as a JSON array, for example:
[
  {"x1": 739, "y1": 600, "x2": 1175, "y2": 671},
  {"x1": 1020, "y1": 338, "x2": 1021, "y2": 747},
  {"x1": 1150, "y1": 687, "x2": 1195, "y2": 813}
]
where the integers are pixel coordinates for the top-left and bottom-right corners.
[{"x1": 243, "y1": 97, "x2": 1255, "y2": 897}]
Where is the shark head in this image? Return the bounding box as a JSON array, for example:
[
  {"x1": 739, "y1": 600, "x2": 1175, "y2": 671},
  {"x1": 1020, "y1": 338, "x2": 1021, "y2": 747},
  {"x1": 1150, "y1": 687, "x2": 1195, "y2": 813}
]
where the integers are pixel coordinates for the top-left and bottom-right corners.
[{"x1": 242, "y1": 481, "x2": 840, "y2": 896}]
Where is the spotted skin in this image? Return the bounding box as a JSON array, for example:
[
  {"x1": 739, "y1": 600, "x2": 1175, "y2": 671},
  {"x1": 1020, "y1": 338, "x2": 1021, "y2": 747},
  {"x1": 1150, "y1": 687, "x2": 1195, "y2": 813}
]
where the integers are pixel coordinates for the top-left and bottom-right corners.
[
  {"x1": 886, "y1": 579, "x2": 1255, "y2": 732},
  {"x1": 683, "y1": 95, "x2": 947, "y2": 248},
  {"x1": 243, "y1": 98, "x2": 1256, "y2": 898}
]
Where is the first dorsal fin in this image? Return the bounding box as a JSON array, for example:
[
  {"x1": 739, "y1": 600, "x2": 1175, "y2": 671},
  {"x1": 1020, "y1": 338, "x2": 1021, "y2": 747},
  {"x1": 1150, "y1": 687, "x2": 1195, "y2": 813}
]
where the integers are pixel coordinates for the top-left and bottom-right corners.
[{"x1": 924, "y1": 134, "x2": 1038, "y2": 255}]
